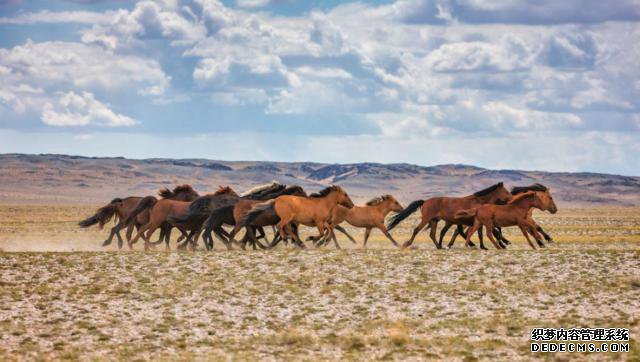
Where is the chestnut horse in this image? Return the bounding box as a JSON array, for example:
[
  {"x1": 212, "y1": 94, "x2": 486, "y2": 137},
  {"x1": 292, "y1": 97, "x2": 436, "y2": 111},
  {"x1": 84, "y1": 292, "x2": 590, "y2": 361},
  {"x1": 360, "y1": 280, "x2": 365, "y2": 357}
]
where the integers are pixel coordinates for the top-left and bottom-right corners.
[
  {"x1": 313, "y1": 195, "x2": 404, "y2": 249},
  {"x1": 127, "y1": 186, "x2": 237, "y2": 250},
  {"x1": 456, "y1": 189, "x2": 558, "y2": 249},
  {"x1": 387, "y1": 182, "x2": 512, "y2": 249},
  {"x1": 241, "y1": 185, "x2": 354, "y2": 248},
  {"x1": 446, "y1": 183, "x2": 554, "y2": 249},
  {"x1": 78, "y1": 184, "x2": 199, "y2": 248}
]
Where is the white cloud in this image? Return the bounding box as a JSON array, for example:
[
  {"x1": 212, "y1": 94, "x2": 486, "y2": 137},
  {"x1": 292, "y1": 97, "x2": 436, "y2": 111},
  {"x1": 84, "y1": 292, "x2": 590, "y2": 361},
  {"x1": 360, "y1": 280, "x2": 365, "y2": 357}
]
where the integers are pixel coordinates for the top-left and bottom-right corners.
[
  {"x1": 0, "y1": 10, "x2": 116, "y2": 25},
  {"x1": 235, "y1": 0, "x2": 270, "y2": 8},
  {"x1": 41, "y1": 91, "x2": 137, "y2": 127},
  {"x1": 0, "y1": 40, "x2": 169, "y2": 93}
]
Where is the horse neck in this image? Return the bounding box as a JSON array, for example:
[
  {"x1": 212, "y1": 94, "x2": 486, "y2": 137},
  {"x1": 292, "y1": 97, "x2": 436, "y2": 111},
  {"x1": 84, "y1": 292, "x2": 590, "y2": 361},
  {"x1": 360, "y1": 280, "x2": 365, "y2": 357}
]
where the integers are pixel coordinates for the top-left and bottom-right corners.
[
  {"x1": 375, "y1": 201, "x2": 394, "y2": 216},
  {"x1": 472, "y1": 190, "x2": 506, "y2": 205},
  {"x1": 315, "y1": 191, "x2": 340, "y2": 207},
  {"x1": 509, "y1": 195, "x2": 536, "y2": 214}
]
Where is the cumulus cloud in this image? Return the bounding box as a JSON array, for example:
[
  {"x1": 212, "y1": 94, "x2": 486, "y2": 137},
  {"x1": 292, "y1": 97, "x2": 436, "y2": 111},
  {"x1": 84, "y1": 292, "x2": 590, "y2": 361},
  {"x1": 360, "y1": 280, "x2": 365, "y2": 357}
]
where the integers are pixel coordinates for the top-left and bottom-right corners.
[
  {"x1": 0, "y1": 0, "x2": 639, "y2": 173},
  {"x1": 393, "y1": 0, "x2": 640, "y2": 25},
  {"x1": 41, "y1": 91, "x2": 136, "y2": 127},
  {"x1": 0, "y1": 40, "x2": 169, "y2": 92},
  {"x1": 0, "y1": 10, "x2": 116, "y2": 25}
]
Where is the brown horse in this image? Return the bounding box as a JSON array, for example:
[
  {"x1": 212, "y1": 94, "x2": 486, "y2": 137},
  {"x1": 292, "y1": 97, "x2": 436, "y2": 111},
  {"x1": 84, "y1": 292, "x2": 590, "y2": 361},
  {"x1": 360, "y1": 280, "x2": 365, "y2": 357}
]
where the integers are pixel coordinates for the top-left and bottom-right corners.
[
  {"x1": 222, "y1": 185, "x2": 308, "y2": 249},
  {"x1": 456, "y1": 189, "x2": 558, "y2": 249},
  {"x1": 241, "y1": 185, "x2": 354, "y2": 248},
  {"x1": 124, "y1": 185, "x2": 200, "y2": 246},
  {"x1": 387, "y1": 182, "x2": 512, "y2": 249},
  {"x1": 127, "y1": 186, "x2": 236, "y2": 250},
  {"x1": 78, "y1": 184, "x2": 199, "y2": 248},
  {"x1": 446, "y1": 183, "x2": 554, "y2": 249},
  {"x1": 313, "y1": 195, "x2": 404, "y2": 248}
]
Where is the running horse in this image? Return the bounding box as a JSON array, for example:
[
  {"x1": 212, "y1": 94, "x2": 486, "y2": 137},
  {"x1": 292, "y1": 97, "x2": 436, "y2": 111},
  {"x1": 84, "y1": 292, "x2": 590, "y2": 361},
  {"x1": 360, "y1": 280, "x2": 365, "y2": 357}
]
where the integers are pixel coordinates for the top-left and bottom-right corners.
[
  {"x1": 456, "y1": 189, "x2": 558, "y2": 249},
  {"x1": 126, "y1": 186, "x2": 236, "y2": 250},
  {"x1": 387, "y1": 183, "x2": 512, "y2": 249},
  {"x1": 312, "y1": 194, "x2": 404, "y2": 248},
  {"x1": 241, "y1": 185, "x2": 354, "y2": 248},
  {"x1": 78, "y1": 184, "x2": 199, "y2": 248}
]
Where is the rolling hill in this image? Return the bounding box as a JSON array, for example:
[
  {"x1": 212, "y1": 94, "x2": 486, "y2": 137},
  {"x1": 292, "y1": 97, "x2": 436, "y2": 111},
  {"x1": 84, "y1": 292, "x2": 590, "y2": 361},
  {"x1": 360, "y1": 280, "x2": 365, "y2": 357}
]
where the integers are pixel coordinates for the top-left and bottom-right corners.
[{"x1": 0, "y1": 153, "x2": 639, "y2": 206}]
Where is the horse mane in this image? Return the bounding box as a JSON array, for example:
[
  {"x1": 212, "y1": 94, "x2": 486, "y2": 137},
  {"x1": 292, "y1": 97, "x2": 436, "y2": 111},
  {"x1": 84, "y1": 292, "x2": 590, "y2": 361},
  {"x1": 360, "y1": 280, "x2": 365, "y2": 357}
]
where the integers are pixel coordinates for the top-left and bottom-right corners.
[
  {"x1": 511, "y1": 183, "x2": 547, "y2": 195},
  {"x1": 214, "y1": 186, "x2": 236, "y2": 196},
  {"x1": 110, "y1": 198, "x2": 123, "y2": 204},
  {"x1": 309, "y1": 185, "x2": 339, "y2": 198},
  {"x1": 283, "y1": 185, "x2": 305, "y2": 195},
  {"x1": 158, "y1": 188, "x2": 173, "y2": 198},
  {"x1": 158, "y1": 184, "x2": 195, "y2": 199},
  {"x1": 366, "y1": 195, "x2": 391, "y2": 206},
  {"x1": 473, "y1": 182, "x2": 504, "y2": 197},
  {"x1": 240, "y1": 182, "x2": 285, "y2": 197},
  {"x1": 173, "y1": 184, "x2": 195, "y2": 195},
  {"x1": 507, "y1": 191, "x2": 535, "y2": 204}
]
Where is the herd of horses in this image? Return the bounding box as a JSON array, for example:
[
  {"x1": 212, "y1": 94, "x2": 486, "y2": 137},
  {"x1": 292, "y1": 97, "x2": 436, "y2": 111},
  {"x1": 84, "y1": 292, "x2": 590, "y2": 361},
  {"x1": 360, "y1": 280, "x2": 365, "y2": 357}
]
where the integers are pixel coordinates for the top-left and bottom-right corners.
[{"x1": 79, "y1": 181, "x2": 558, "y2": 251}]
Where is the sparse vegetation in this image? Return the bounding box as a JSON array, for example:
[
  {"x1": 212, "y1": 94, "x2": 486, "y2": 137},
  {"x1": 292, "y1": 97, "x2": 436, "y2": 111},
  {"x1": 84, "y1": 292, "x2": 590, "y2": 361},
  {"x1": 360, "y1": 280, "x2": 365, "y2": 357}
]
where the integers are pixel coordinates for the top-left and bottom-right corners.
[{"x1": 0, "y1": 205, "x2": 639, "y2": 360}]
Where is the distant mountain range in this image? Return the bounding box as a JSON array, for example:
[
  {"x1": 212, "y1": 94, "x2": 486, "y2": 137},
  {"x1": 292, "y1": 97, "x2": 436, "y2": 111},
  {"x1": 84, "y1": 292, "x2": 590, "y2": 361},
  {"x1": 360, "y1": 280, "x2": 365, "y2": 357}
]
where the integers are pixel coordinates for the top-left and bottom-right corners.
[{"x1": 1, "y1": 153, "x2": 639, "y2": 206}]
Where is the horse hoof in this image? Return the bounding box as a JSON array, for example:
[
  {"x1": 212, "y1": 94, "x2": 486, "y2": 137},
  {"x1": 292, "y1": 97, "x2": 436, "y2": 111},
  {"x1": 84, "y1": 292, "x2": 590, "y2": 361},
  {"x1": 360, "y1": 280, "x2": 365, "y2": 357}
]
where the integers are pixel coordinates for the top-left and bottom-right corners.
[{"x1": 102, "y1": 240, "x2": 111, "y2": 246}]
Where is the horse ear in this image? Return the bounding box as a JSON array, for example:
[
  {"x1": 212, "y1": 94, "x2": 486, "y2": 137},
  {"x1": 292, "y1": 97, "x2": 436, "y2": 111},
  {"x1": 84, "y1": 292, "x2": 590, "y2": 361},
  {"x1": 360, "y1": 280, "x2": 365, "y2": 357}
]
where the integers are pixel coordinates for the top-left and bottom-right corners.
[{"x1": 498, "y1": 182, "x2": 504, "y2": 187}]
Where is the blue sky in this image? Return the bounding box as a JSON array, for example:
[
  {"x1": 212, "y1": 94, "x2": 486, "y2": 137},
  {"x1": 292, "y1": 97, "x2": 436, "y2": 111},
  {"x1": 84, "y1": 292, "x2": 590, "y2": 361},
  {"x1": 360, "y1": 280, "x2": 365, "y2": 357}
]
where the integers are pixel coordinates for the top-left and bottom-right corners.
[{"x1": 0, "y1": 0, "x2": 639, "y2": 175}]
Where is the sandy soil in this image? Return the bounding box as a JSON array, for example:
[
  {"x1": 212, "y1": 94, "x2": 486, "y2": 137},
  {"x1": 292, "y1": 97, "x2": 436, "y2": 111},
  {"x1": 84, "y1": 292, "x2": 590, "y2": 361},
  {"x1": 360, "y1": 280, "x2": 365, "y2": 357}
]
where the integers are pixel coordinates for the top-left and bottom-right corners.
[{"x1": 0, "y1": 206, "x2": 639, "y2": 360}]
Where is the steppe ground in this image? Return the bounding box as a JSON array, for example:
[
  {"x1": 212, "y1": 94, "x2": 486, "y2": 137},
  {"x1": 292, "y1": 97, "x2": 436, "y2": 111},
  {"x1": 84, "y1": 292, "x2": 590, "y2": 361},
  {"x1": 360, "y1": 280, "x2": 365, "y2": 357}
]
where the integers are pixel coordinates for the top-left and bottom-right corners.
[{"x1": 0, "y1": 205, "x2": 639, "y2": 361}]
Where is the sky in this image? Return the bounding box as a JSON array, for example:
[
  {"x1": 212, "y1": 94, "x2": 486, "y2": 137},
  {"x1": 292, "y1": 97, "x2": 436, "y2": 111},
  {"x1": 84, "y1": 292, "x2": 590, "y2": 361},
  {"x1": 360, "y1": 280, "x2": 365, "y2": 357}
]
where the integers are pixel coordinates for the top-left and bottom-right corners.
[{"x1": 0, "y1": 0, "x2": 639, "y2": 175}]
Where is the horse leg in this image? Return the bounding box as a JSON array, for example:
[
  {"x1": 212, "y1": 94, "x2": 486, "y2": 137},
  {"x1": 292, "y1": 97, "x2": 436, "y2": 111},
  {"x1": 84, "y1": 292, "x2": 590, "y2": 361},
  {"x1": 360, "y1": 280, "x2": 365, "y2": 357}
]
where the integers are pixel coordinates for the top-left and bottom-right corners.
[
  {"x1": 464, "y1": 220, "x2": 481, "y2": 248},
  {"x1": 517, "y1": 224, "x2": 537, "y2": 250},
  {"x1": 362, "y1": 227, "x2": 372, "y2": 248},
  {"x1": 477, "y1": 226, "x2": 487, "y2": 250},
  {"x1": 438, "y1": 222, "x2": 453, "y2": 249},
  {"x1": 447, "y1": 227, "x2": 460, "y2": 249},
  {"x1": 457, "y1": 225, "x2": 476, "y2": 248},
  {"x1": 334, "y1": 225, "x2": 356, "y2": 244},
  {"x1": 484, "y1": 222, "x2": 502, "y2": 249},
  {"x1": 493, "y1": 227, "x2": 508, "y2": 248},
  {"x1": 103, "y1": 221, "x2": 122, "y2": 247},
  {"x1": 403, "y1": 218, "x2": 429, "y2": 249},
  {"x1": 376, "y1": 223, "x2": 399, "y2": 247},
  {"x1": 525, "y1": 221, "x2": 545, "y2": 248},
  {"x1": 537, "y1": 225, "x2": 553, "y2": 243},
  {"x1": 428, "y1": 220, "x2": 441, "y2": 249}
]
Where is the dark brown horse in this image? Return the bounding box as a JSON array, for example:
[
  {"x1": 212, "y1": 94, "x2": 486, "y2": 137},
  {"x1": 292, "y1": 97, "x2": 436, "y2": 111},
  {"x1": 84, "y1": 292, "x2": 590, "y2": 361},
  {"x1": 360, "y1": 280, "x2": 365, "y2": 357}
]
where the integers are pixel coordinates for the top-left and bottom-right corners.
[
  {"x1": 127, "y1": 186, "x2": 236, "y2": 250},
  {"x1": 241, "y1": 185, "x2": 354, "y2": 248},
  {"x1": 220, "y1": 185, "x2": 308, "y2": 250},
  {"x1": 456, "y1": 189, "x2": 558, "y2": 249},
  {"x1": 169, "y1": 183, "x2": 289, "y2": 250},
  {"x1": 78, "y1": 184, "x2": 199, "y2": 248},
  {"x1": 387, "y1": 183, "x2": 512, "y2": 249}
]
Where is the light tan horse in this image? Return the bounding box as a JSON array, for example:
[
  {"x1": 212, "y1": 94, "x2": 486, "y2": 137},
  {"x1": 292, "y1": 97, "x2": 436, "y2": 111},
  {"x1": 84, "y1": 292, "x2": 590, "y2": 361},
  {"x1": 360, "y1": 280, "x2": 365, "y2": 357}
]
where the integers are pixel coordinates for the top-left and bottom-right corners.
[
  {"x1": 313, "y1": 195, "x2": 404, "y2": 248},
  {"x1": 241, "y1": 185, "x2": 354, "y2": 248},
  {"x1": 456, "y1": 190, "x2": 558, "y2": 249}
]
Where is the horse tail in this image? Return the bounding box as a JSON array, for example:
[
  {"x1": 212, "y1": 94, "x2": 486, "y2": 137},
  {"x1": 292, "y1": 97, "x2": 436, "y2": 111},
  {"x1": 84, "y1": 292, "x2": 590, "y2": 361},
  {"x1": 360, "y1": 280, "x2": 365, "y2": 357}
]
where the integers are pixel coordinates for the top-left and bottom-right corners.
[
  {"x1": 239, "y1": 200, "x2": 275, "y2": 228},
  {"x1": 454, "y1": 208, "x2": 477, "y2": 220},
  {"x1": 78, "y1": 198, "x2": 121, "y2": 229},
  {"x1": 124, "y1": 196, "x2": 157, "y2": 225},
  {"x1": 387, "y1": 200, "x2": 424, "y2": 231}
]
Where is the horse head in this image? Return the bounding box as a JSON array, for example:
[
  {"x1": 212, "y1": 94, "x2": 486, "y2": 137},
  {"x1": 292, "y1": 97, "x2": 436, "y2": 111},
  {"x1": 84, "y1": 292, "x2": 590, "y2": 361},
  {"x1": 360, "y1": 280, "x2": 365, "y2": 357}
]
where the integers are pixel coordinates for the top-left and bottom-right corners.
[{"x1": 535, "y1": 189, "x2": 558, "y2": 214}]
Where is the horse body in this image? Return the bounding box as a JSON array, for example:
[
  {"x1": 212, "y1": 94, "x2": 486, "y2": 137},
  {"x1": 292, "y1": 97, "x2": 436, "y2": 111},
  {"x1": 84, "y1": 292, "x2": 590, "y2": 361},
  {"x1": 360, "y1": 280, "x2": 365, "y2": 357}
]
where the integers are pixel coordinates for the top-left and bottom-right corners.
[
  {"x1": 315, "y1": 195, "x2": 403, "y2": 248},
  {"x1": 387, "y1": 182, "x2": 512, "y2": 249},
  {"x1": 459, "y1": 190, "x2": 557, "y2": 249}
]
